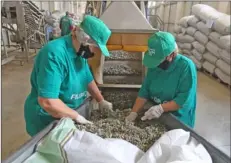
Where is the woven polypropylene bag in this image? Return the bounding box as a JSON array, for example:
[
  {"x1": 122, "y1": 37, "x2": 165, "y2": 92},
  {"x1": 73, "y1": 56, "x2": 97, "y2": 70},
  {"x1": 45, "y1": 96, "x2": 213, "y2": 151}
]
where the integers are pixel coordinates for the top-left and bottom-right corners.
[
  {"x1": 189, "y1": 55, "x2": 202, "y2": 69},
  {"x1": 202, "y1": 61, "x2": 216, "y2": 74},
  {"x1": 196, "y1": 21, "x2": 212, "y2": 36},
  {"x1": 199, "y1": 7, "x2": 222, "y2": 23},
  {"x1": 182, "y1": 43, "x2": 192, "y2": 50},
  {"x1": 178, "y1": 16, "x2": 195, "y2": 28},
  {"x1": 206, "y1": 41, "x2": 221, "y2": 58},
  {"x1": 216, "y1": 59, "x2": 230, "y2": 76},
  {"x1": 177, "y1": 42, "x2": 184, "y2": 49},
  {"x1": 215, "y1": 68, "x2": 230, "y2": 85},
  {"x1": 192, "y1": 41, "x2": 206, "y2": 54},
  {"x1": 174, "y1": 25, "x2": 182, "y2": 34},
  {"x1": 208, "y1": 32, "x2": 222, "y2": 48},
  {"x1": 203, "y1": 52, "x2": 218, "y2": 65},
  {"x1": 194, "y1": 31, "x2": 208, "y2": 45},
  {"x1": 182, "y1": 49, "x2": 192, "y2": 56},
  {"x1": 219, "y1": 35, "x2": 231, "y2": 52},
  {"x1": 177, "y1": 34, "x2": 195, "y2": 43},
  {"x1": 219, "y1": 49, "x2": 230, "y2": 65},
  {"x1": 186, "y1": 27, "x2": 197, "y2": 36},
  {"x1": 192, "y1": 49, "x2": 203, "y2": 61},
  {"x1": 188, "y1": 15, "x2": 200, "y2": 28},
  {"x1": 213, "y1": 14, "x2": 231, "y2": 35},
  {"x1": 192, "y1": 4, "x2": 208, "y2": 18}
]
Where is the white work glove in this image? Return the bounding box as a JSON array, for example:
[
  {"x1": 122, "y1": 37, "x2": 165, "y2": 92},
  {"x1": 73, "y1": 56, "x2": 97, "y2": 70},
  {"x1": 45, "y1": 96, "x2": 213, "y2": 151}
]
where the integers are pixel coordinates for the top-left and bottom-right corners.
[
  {"x1": 99, "y1": 100, "x2": 113, "y2": 113},
  {"x1": 75, "y1": 115, "x2": 93, "y2": 124},
  {"x1": 125, "y1": 112, "x2": 138, "y2": 122},
  {"x1": 141, "y1": 104, "x2": 164, "y2": 121}
]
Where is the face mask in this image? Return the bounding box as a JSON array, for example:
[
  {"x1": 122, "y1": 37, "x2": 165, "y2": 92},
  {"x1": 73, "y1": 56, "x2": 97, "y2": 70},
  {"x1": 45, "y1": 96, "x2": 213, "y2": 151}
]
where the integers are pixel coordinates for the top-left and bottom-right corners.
[
  {"x1": 158, "y1": 59, "x2": 171, "y2": 70},
  {"x1": 76, "y1": 44, "x2": 94, "y2": 59}
]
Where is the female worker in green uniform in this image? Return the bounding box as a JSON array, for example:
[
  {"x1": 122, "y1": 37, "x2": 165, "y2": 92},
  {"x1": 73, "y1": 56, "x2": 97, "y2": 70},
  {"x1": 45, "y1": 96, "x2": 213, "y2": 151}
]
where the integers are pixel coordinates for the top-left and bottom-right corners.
[
  {"x1": 126, "y1": 31, "x2": 197, "y2": 128},
  {"x1": 24, "y1": 15, "x2": 113, "y2": 136}
]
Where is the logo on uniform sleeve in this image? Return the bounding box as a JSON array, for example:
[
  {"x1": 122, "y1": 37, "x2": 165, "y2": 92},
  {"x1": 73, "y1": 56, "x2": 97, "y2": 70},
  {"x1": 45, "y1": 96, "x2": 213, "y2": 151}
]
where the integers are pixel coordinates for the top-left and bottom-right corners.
[
  {"x1": 71, "y1": 91, "x2": 87, "y2": 100},
  {"x1": 148, "y1": 48, "x2": 155, "y2": 56}
]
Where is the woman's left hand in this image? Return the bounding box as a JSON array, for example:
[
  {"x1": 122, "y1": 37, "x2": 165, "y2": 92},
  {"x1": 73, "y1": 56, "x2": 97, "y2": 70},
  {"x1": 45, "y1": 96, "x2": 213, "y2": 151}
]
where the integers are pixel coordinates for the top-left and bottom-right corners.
[{"x1": 141, "y1": 104, "x2": 164, "y2": 121}]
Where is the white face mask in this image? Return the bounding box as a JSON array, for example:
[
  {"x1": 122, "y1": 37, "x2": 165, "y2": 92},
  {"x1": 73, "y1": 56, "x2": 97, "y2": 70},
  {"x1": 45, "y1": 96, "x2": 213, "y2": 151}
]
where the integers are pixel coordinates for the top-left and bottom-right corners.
[{"x1": 75, "y1": 28, "x2": 98, "y2": 47}]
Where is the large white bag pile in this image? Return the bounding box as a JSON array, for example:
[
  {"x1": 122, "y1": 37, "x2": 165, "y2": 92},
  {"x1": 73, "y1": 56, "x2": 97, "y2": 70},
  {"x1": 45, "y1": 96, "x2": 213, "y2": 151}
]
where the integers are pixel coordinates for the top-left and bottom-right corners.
[{"x1": 174, "y1": 3, "x2": 230, "y2": 85}]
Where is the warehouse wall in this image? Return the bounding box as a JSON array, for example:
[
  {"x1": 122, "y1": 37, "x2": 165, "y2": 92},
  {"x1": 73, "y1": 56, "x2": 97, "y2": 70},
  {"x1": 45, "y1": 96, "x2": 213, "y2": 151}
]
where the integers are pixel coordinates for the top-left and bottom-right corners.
[
  {"x1": 148, "y1": 1, "x2": 230, "y2": 33},
  {"x1": 33, "y1": 1, "x2": 86, "y2": 16}
]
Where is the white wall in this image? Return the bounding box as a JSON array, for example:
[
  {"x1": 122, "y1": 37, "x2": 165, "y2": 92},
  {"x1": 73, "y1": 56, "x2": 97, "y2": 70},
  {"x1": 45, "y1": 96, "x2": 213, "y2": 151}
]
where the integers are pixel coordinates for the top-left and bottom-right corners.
[{"x1": 148, "y1": 1, "x2": 231, "y2": 33}]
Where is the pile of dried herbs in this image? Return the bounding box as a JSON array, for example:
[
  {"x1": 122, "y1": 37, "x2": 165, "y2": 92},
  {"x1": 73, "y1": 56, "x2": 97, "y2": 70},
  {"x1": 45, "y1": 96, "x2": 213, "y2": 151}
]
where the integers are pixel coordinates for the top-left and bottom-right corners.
[{"x1": 76, "y1": 108, "x2": 166, "y2": 152}]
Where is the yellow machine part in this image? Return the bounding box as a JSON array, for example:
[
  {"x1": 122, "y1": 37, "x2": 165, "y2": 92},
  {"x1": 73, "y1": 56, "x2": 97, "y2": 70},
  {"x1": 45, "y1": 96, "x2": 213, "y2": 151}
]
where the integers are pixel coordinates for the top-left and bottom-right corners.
[{"x1": 106, "y1": 45, "x2": 148, "y2": 52}]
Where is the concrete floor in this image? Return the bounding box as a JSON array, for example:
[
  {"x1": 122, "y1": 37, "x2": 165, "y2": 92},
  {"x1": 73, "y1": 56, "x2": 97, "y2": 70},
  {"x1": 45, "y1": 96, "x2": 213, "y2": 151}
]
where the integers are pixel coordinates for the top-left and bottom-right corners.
[{"x1": 1, "y1": 61, "x2": 230, "y2": 160}]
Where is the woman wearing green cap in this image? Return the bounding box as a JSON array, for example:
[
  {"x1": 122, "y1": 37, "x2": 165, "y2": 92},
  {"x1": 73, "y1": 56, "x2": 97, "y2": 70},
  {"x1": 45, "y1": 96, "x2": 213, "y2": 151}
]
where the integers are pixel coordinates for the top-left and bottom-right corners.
[
  {"x1": 24, "y1": 15, "x2": 113, "y2": 136},
  {"x1": 126, "y1": 31, "x2": 197, "y2": 128}
]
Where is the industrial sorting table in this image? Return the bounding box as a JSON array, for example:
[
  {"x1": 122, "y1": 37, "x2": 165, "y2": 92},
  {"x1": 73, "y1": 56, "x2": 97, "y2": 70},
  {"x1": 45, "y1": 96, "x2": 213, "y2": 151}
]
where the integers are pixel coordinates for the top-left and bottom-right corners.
[{"x1": 3, "y1": 87, "x2": 230, "y2": 163}]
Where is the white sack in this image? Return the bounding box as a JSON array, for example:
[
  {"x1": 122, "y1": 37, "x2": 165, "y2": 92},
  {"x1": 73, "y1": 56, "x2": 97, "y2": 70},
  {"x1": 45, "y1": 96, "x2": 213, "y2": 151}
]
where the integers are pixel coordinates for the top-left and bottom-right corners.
[
  {"x1": 213, "y1": 14, "x2": 231, "y2": 35},
  {"x1": 219, "y1": 35, "x2": 231, "y2": 52},
  {"x1": 215, "y1": 68, "x2": 231, "y2": 85},
  {"x1": 188, "y1": 15, "x2": 200, "y2": 28},
  {"x1": 178, "y1": 16, "x2": 195, "y2": 28},
  {"x1": 177, "y1": 42, "x2": 184, "y2": 49},
  {"x1": 216, "y1": 59, "x2": 231, "y2": 76},
  {"x1": 219, "y1": 49, "x2": 230, "y2": 64},
  {"x1": 194, "y1": 31, "x2": 208, "y2": 45},
  {"x1": 181, "y1": 27, "x2": 187, "y2": 35},
  {"x1": 208, "y1": 32, "x2": 222, "y2": 47},
  {"x1": 202, "y1": 61, "x2": 216, "y2": 74},
  {"x1": 199, "y1": 8, "x2": 223, "y2": 23},
  {"x1": 137, "y1": 129, "x2": 212, "y2": 163},
  {"x1": 203, "y1": 52, "x2": 218, "y2": 65},
  {"x1": 186, "y1": 27, "x2": 197, "y2": 36},
  {"x1": 182, "y1": 43, "x2": 192, "y2": 50},
  {"x1": 206, "y1": 41, "x2": 221, "y2": 58},
  {"x1": 182, "y1": 49, "x2": 192, "y2": 56},
  {"x1": 189, "y1": 55, "x2": 202, "y2": 69},
  {"x1": 196, "y1": 21, "x2": 212, "y2": 36},
  {"x1": 192, "y1": 4, "x2": 209, "y2": 17},
  {"x1": 177, "y1": 34, "x2": 195, "y2": 43},
  {"x1": 192, "y1": 41, "x2": 206, "y2": 54},
  {"x1": 174, "y1": 25, "x2": 182, "y2": 34},
  {"x1": 192, "y1": 49, "x2": 203, "y2": 61}
]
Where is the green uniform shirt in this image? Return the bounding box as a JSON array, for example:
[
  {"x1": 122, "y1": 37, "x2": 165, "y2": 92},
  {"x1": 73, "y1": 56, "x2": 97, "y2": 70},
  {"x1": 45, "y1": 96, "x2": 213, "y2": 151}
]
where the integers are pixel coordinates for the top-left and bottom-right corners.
[
  {"x1": 24, "y1": 35, "x2": 93, "y2": 136},
  {"x1": 60, "y1": 15, "x2": 72, "y2": 36},
  {"x1": 139, "y1": 54, "x2": 197, "y2": 128}
]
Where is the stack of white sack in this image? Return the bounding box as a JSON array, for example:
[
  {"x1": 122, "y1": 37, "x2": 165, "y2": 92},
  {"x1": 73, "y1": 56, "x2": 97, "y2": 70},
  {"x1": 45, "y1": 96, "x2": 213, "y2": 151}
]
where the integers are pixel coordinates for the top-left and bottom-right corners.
[{"x1": 174, "y1": 4, "x2": 230, "y2": 85}]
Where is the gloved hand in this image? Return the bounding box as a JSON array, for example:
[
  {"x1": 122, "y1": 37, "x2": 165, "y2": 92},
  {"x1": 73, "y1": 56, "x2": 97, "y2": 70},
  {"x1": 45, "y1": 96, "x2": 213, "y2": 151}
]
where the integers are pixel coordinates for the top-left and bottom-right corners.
[
  {"x1": 99, "y1": 100, "x2": 113, "y2": 113},
  {"x1": 125, "y1": 112, "x2": 138, "y2": 122},
  {"x1": 141, "y1": 104, "x2": 164, "y2": 121},
  {"x1": 75, "y1": 114, "x2": 93, "y2": 124}
]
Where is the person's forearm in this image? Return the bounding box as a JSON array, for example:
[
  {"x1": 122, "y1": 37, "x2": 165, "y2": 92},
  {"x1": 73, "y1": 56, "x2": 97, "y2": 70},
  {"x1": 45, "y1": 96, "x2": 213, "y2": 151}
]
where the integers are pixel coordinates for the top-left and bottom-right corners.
[
  {"x1": 131, "y1": 97, "x2": 147, "y2": 113},
  {"x1": 161, "y1": 100, "x2": 180, "y2": 112},
  {"x1": 38, "y1": 97, "x2": 78, "y2": 119},
  {"x1": 87, "y1": 80, "x2": 104, "y2": 102}
]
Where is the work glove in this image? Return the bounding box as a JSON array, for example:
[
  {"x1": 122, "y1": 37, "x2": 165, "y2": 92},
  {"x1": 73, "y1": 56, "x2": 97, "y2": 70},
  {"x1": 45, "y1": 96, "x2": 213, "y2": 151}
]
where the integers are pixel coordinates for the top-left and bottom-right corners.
[
  {"x1": 141, "y1": 104, "x2": 164, "y2": 121},
  {"x1": 75, "y1": 114, "x2": 93, "y2": 124},
  {"x1": 125, "y1": 112, "x2": 138, "y2": 122},
  {"x1": 99, "y1": 100, "x2": 113, "y2": 113}
]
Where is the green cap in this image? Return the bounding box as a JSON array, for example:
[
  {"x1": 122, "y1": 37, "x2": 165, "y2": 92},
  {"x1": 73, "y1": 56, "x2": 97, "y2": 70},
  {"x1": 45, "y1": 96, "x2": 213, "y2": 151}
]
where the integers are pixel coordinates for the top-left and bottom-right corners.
[
  {"x1": 143, "y1": 31, "x2": 176, "y2": 68},
  {"x1": 80, "y1": 15, "x2": 111, "y2": 56}
]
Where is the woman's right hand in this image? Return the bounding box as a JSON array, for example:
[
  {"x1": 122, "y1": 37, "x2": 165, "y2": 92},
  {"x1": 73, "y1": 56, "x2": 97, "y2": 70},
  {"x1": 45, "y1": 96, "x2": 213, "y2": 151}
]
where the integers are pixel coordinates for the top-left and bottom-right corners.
[
  {"x1": 125, "y1": 112, "x2": 138, "y2": 122},
  {"x1": 75, "y1": 114, "x2": 93, "y2": 124}
]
